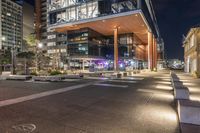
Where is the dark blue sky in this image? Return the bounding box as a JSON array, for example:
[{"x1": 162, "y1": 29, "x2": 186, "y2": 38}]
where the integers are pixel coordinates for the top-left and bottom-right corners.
[
  {"x1": 23, "y1": 0, "x2": 200, "y2": 60},
  {"x1": 152, "y1": 0, "x2": 200, "y2": 60},
  {"x1": 24, "y1": 0, "x2": 34, "y2": 5}
]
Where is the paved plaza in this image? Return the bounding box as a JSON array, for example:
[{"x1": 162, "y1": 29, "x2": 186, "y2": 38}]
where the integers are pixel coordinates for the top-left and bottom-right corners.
[{"x1": 0, "y1": 71, "x2": 180, "y2": 133}]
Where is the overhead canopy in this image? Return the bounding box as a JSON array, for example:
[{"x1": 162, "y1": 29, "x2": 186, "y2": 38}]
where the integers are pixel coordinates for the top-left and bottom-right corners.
[{"x1": 53, "y1": 10, "x2": 149, "y2": 44}]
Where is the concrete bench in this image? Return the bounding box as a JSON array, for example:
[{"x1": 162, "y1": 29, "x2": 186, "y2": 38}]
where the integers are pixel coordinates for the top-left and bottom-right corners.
[
  {"x1": 7, "y1": 75, "x2": 32, "y2": 80},
  {"x1": 174, "y1": 86, "x2": 190, "y2": 100},
  {"x1": 128, "y1": 71, "x2": 133, "y2": 76},
  {"x1": 172, "y1": 81, "x2": 183, "y2": 89},
  {"x1": 171, "y1": 74, "x2": 180, "y2": 83},
  {"x1": 180, "y1": 123, "x2": 200, "y2": 133},
  {"x1": 1, "y1": 71, "x2": 11, "y2": 76},
  {"x1": 178, "y1": 100, "x2": 200, "y2": 125},
  {"x1": 117, "y1": 73, "x2": 122, "y2": 78},
  {"x1": 123, "y1": 72, "x2": 128, "y2": 77},
  {"x1": 171, "y1": 74, "x2": 190, "y2": 100}
]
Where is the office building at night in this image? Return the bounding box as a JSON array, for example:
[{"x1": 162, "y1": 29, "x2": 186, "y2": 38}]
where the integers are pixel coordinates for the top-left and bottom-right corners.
[
  {"x1": 36, "y1": 0, "x2": 162, "y2": 71},
  {"x1": 0, "y1": 0, "x2": 23, "y2": 51}
]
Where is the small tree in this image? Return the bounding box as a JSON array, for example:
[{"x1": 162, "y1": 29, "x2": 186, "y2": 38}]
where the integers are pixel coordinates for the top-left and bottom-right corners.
[{"x1": 25, "y1": 34, "x2": 38, "y2": 47}]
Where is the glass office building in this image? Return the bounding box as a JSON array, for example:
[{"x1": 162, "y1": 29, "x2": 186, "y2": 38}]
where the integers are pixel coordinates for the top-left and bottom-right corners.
[
  {"x1": 0, "y1": 0, "x2": 23, "y2": 51},
  {"x1": 44, "y1": 0, "x2": 162, "y2": 71}
]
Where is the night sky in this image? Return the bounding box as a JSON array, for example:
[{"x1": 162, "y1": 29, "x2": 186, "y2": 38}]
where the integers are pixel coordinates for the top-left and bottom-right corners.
[
  {"x1": 24, "y1": 0, "x2": 200, "y2": 60},
  {"x1": 152, "y1": 0, "x2": 200, "y2": 60}
]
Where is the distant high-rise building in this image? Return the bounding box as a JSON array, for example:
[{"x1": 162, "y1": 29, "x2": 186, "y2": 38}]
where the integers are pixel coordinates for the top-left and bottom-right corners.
[
  {"x1": 0, "y1": 0, "x2": 23, "y2": 51},
  {"x1": 35, "y1": 0, "x2": 47, "y2": 41}
]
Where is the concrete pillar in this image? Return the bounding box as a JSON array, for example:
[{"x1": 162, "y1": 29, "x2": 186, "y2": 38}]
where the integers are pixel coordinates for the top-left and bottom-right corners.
[
  {"x1": 148, "y1": 31, "x2": 153, "y2": 70},
  {"x1": 154, "y1": 39, "x2": 158, "y2": 69},
  {"x1": 153, "y1": 37, "x2": 157, "y2": 69},
  {"x1": 114, "y1": 27, "x2": 119, "y2": 72}
]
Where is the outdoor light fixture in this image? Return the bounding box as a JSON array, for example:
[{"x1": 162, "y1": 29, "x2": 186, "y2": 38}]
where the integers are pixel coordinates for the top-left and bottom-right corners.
[
  {"x1": 104, "y1": 62, "x2": 109, "y2": 66},
  {"x1": 38, "y1": 42, "x2": 43, "y2": 48},
  {"x1": 119, "y1": 63, "x2": 123, "y2": 68}
]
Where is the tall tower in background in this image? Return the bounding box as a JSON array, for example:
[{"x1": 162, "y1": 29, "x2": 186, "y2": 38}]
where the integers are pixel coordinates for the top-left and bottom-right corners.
[
  {"x1": 35, "y1": 0, "x2": 47, "y2": 41},
  {"x1": 23, "y1": 2, "x2": 34, "y2": 39}
]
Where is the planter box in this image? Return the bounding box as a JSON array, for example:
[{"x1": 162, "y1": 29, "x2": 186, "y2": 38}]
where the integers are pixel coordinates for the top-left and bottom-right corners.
[{"x1": 7, "y1": 75, "x2": 32, "y2": 80}]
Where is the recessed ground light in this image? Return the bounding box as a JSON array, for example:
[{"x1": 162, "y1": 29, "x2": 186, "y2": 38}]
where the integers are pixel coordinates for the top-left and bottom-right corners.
[
  {"x1": 135, "y1": 14, "x2": 138, "y2": 17},
  {"x1": 102, "y1": 20, "x2": 105, "y2": 22}
]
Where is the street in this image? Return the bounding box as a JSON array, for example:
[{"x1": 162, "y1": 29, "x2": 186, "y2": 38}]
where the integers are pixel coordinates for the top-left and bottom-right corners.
[{"x1": 0, "y1": 71, "x2": 180, "y2": 133}]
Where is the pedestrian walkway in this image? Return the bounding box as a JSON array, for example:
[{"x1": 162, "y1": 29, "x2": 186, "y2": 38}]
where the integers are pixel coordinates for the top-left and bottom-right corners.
[{"x1": 0, "y1": 71, "x2": 179, "y2": 133}]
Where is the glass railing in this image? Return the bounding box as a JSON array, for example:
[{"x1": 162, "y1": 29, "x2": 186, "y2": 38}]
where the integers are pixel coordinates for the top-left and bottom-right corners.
[{"x1": 48, "y1": 0, "x2": 139, "y2": 26}]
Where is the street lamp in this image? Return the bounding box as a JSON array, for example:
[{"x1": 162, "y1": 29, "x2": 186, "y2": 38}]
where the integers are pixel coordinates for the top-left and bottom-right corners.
[{"x1": 11, "y1": 23, "x2": 17, "y2": 75}]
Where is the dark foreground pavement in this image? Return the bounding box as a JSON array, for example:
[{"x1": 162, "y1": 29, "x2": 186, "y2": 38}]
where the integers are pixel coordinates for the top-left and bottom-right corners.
[{"x1": 0, "y1": 71, "x2": 180, "y2": 133}]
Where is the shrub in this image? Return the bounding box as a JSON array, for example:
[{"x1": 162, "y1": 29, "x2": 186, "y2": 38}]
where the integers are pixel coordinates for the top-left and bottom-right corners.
[
  {"x1": 50, "y1": 70, "x2": 62, "y2": 76},
  {"x1": 30, "y1": 71, "x2": 38, "y2": 76}
]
